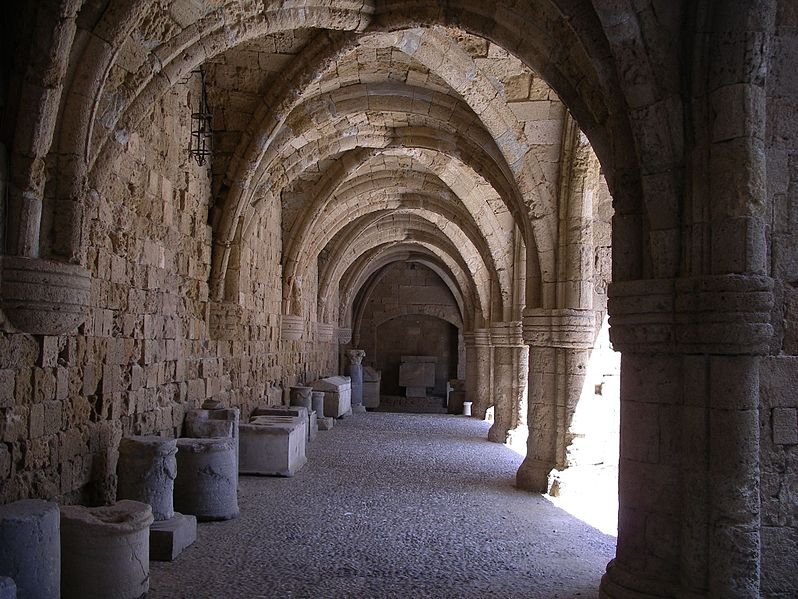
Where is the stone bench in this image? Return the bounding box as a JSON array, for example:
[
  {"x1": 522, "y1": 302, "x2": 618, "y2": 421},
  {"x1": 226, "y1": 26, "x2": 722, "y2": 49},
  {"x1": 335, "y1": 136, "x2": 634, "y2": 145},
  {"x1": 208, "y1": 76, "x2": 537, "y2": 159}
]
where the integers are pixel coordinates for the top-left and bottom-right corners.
[
  {"x1": 174, "y1": 437, "x2": 239, "y2": 521},
  {"x1": 239, "y1": 415, "x2": 307, "y2": 477},
  {"x1": 61, "y1": 501, "x2": 153, "y2": 599}
]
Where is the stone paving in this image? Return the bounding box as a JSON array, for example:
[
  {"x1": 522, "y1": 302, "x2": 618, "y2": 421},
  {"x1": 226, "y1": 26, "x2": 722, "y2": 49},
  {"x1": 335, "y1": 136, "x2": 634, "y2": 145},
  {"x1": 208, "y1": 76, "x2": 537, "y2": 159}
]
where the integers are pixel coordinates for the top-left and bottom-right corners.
[{"x1": 150, "y1": 413, "x2": 616, "y2": 598}]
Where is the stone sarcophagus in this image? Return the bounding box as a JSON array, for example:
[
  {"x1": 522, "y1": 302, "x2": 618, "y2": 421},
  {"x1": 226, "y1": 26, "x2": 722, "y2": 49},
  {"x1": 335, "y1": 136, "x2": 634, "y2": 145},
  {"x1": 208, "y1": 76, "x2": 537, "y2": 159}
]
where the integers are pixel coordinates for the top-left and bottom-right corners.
[
  {"x1": 252, "y1": 405, "x2": 317, "y2": 442},
  {"x1": 399, "y1": 356, "x2": 436, "y2": 398},
  {"x1": 310, "y1": 376, "x2": 352, "y2": 418}
]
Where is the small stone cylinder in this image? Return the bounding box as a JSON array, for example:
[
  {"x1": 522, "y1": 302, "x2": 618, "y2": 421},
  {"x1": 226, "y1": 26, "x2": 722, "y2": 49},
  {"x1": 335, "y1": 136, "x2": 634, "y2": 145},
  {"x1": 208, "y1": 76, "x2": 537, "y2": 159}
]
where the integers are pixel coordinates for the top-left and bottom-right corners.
[
  {"x1": 289, "y1": 386, "x2": 313, "y2": 409},
  {"x1": 0, "y1": 577, "x2": 15, "y2": 599},
  {"x1": 174, "y1": 437, "x2": 239, "y2": 521},
  {"x1": 117, "y1": 436, "x2": 177, "y2": 521},
  {"x1": 60, "y1": 500, "x2": 153, "y2": 599},
  {"x1": 311, "y1": 391, "x2": 325, "y2": 415},
  {"x1": 0, "y1": 500, "x2": 59, "y2": 599}
]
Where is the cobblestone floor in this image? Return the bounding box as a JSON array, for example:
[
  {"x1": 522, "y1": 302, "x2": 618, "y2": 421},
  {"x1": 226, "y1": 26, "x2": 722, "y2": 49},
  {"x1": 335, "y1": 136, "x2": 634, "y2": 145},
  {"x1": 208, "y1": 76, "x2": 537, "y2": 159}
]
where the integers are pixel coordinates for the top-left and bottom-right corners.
[{"x1": 150, "y1": 412, "x2": 616, "y2": 598}]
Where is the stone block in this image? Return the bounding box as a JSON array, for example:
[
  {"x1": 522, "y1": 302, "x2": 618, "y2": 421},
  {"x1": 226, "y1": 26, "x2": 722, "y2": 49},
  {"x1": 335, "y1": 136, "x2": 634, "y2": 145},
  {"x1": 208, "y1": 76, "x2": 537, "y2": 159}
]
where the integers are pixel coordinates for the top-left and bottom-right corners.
[
  {"x1": 149, "y1": 513, "x2": 197, "y2": 562},
  {"x1": 398, "y1": 357, "x2": 435, "y2": 388},
  {"x1": 363, "y1": 367, "x2": 381, "y2": 408},
  {"x1": 0, "y1": 500, "x2": 60, "y2": 599},
  {"x1": 240, "y1": 417, "x2": 307, "y2": 476},
  {"x1": 61, "y1": 501, "x2": 153, "y2": 599},
  {"x1": 174, "y1": 437, "x2": 239, "y2": 521},
  {"x1": 317, "y1": 416, "x2": 334, "y2": 431},
  {"x1": 772, "y1": 408, "x2": 798, "y2": 445},
  {"x1": 118, "y1": 436, "x2": 177, "y2": 521},
  {"x1": 252, "y1": 405, "x2": 313, "y2": 442}
]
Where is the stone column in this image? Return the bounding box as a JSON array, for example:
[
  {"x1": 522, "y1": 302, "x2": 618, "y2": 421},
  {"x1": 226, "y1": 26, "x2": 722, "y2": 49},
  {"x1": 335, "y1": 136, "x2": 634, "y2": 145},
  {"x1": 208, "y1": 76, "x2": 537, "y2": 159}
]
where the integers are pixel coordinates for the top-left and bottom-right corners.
[
  {"x1": 600, "y1": 275, "x2": 773, "y2": 598},
  {"x1": 346, "y1": 349, "x2": 366, "y2": 413},
  {"x1": 463, "y1": 329, "x2": 492, "y2": 419},
  {"x1": 516, "y1": 309, "x2": 594, "y2": 492},
  {"x1": 487, "y1": 322, "x2": 529, "y2": 447}
]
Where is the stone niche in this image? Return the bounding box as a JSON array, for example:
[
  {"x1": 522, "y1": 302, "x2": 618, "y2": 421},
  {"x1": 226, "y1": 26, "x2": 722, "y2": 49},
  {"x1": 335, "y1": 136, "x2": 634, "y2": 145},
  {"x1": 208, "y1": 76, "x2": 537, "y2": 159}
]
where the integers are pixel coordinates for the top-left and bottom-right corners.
[{"x1": 398, "y1": 356, "x2": 437, "y2": 398}]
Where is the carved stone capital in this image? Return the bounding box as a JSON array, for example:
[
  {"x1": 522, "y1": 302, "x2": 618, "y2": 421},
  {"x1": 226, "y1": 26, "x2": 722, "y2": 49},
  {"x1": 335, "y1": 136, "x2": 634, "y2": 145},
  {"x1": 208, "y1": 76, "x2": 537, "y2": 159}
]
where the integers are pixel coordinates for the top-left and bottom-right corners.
[
  {"x1": 337, "y1": 327, "x2": 352, "y2": 345},
  {"x1": 280, "y1": 314, "x2": 304, "y2": 341},
  {"x1": 608, "y1": 275, "x2": 774, "y2": 355},
  {"x1": 489, "y1": 321, "x2": 524, "y2": 347},
  {"x1": 0, "y1": 256, "x2": 91, "y2": 335},
  {"x1": 346, "y1": 349, "x2": 365, "y2": 365},
  {"x1": 522, "y1": 308, "x2": 595, "y2": 349},
  {"x1": 315, "y1": 322, "x2": 335, "y2": 343},
  {"x1": 463, "y1": 328, "x2": 491, "y2": 347}
]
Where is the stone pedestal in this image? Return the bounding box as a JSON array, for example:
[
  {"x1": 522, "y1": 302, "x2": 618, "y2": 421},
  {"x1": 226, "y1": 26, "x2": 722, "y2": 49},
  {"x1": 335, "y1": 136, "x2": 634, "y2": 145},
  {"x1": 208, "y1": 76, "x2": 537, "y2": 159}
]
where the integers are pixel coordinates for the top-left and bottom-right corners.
[
  {"x1": 174, "y1": 437, "x2": 239, "y2": 521},
  {"x1": 363, "y1": 367, "x2": 381, "y2": 408},
  {"x1": 60, "y1": 501, "x2": 153, "y2": 599},
  {"x1": 289, "y1": 386, "x2": 313, "y2": 410},
  {"x1": 149, "y1": 514, "x2": 197, "y2": 562},
  {"x1": 447, "y1": 379, "x2": 466, "y2": 414},
  {"x1": 117, "y1": 436, "x2": 177, "y2": 521},
  {"x1": 317, "y1": 416, "x2": 334, "y2": 431},
  {"x1": 240, "y1": 416, "x2": 308, "y2": 476},
  {"x1": 0, "y1": 577, "x2": 15, "y2": 599},
  {"x1": 346, "y1": 349, "x2": 366, "y2": 413},
  {"x1": 0, "y1": 500, "x2": 59, "y2": 599},
  {"x1": 311, "y1": 391, "x2": 325, "y2": 415},
  {"x1": 117, "y1": 435, "x2": 197, "y2": 562}
]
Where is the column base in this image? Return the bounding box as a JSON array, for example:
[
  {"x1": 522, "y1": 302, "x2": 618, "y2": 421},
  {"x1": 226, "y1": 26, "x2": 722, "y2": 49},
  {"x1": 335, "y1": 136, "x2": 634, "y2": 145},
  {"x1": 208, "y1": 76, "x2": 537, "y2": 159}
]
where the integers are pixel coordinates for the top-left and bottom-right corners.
[
  {"x1": 599, "y1": 559, "x2": 675, "y2": 599},
  {"x1": 352, "y1": 404, "x2": 367, "y2": 414},
  {"x1": 487, "y1": 423, "x2": 508, "y2": 444},
  {"x1": 515, "y1": 457, "x2": 550, "y2": 493}
]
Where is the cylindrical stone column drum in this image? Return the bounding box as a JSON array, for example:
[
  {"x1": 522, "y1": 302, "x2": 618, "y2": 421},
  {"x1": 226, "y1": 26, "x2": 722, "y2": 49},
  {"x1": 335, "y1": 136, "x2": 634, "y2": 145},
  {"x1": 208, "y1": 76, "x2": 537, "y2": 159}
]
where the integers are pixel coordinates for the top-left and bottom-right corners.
[
  {"x1": 117, "y1": 436, "x2": 177, "y2": 521},
  {"x1": 289, "y1": 386, "x2": 313, "y2": 410},
  {"x1": 174, "y1": 437, "x2": 239, "y2": 521},
  {"x1": 60, "y1": 500, "x2": 153, "y2": 599},
  {"x1": 0, "y1": 500, "x2": 60, "y2": 599},
  {"x1": 311, "y1": 391, "x2": 325, "y2": 415},
  {"x1": 0, "y1": 577, "x2": 15, "y2": 599}
]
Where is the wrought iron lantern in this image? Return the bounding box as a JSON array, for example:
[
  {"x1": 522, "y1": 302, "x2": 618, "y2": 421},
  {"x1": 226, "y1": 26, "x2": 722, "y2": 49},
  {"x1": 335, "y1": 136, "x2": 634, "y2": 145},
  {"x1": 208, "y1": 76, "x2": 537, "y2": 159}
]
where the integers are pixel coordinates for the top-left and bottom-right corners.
[{"x1": 189, "y1": 68, "x2": 212, "y2": 167}]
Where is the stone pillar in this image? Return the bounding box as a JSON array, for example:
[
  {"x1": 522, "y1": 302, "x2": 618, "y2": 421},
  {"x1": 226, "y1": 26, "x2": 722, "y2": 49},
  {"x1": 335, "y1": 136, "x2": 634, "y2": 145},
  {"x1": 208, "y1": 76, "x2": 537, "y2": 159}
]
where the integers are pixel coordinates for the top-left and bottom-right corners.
[
  {"x1": 0, "y1": 500, "x2": 60, "y2": 599},
  {"x1": 600, "y1": 275, "x2": 773, "y2": 598},
  {"x1": 346, "y1": 349, "x2": 366, "y2": 413},
  {"x1": 463, "y1": 329, "x2": 492, "y2": 419},
  {"x1": 487, "y1": 322, "x2": 529, "y2": 446},
  {"x1": 117, "y1": 436, "x2": 177, "y2": 521},
  {"x1": 516, "y1": 309, "x2": 594, "y2": 492}
]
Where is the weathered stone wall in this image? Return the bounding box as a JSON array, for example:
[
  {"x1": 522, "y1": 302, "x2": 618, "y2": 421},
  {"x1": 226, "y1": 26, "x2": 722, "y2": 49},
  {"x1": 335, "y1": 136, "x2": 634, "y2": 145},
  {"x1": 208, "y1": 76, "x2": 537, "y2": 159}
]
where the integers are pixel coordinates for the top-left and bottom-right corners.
[
  {"x1": 356, "y1": 262, "x2": 461, "y2": 396},
  {"x1": 762, "y1": 6, "x2": 798, "y2": 595},
  {"x1": 0, "y1": 83, "x2": 336, "y2": 505}
]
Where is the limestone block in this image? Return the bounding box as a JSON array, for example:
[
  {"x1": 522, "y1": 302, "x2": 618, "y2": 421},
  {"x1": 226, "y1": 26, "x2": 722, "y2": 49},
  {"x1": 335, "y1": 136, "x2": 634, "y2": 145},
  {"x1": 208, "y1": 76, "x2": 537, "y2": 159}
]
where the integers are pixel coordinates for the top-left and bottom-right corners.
[
  {"x1": 149, "y1": 513, "x2": 197, "y2": 562},
  {"x1": 252, "y1": 405, "x2": 315, "y2": 442},
  {"x1": 772, "y1": 408, "x2": 797, "y2": 445},
  {"x1": 174, "y1": 437, "x2": 239, "y2": 521},
  {"x1": 0, "y1": 500, "x2": 60, "y2": 599},
  {"x1": 311, "y1": 391, "x2": 325, "y2": 415},
  {"x1": 399, "y1": 356, "x2": 436, "y2": 389},
  {"x1": 60, "y1": 500, "x2": 153, "y2": 599},
  {"x1": 239, "y1": 417, "x2": 307, "y2": 477},
  {"x1": 311, "y1": 376, "x2": 352, "y2": 418},
  {"x1": 317, "y1": 416, "x2": 334, "y2": 431},
  {"x1": 363, "y1": 367, "x2": 381, "y2": 408},
  {"x1": 0, "y1": 577, "x2": 15, "y2": 599},
  {"x1": 117, "y1": 436, "x2": 177, "y2": 521}
]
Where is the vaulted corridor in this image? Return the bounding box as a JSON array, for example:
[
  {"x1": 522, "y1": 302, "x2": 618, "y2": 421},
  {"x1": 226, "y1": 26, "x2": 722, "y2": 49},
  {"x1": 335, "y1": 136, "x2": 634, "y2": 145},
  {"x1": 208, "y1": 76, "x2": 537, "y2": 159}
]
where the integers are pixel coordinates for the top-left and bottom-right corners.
[{"x1": 150, "y1": 412, "x2": 615, "y2": 598}]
